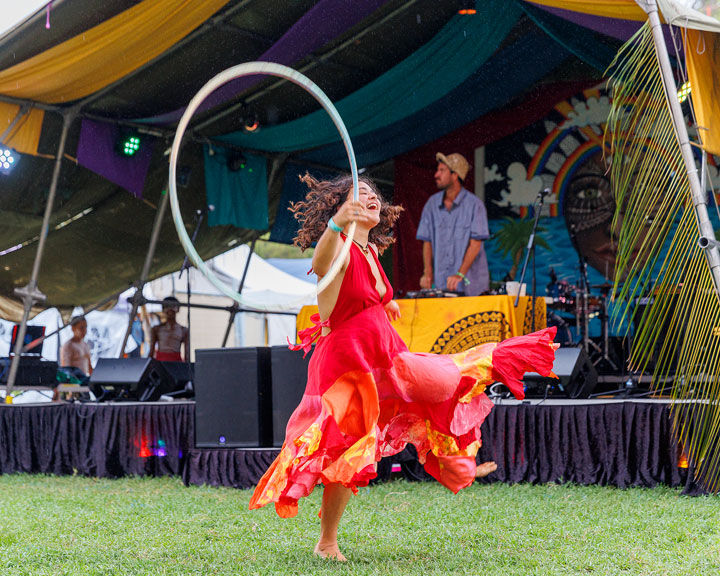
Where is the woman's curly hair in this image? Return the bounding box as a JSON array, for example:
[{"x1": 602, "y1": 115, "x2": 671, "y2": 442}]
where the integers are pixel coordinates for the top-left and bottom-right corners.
[{"x1": 290, "y1": 173, "x2": 404, "y2": 254}]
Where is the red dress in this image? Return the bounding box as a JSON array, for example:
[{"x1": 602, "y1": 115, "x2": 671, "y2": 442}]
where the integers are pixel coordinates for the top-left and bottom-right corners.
[{"x1": 250, "y1": 240, "x2": 556, "y2": 518}]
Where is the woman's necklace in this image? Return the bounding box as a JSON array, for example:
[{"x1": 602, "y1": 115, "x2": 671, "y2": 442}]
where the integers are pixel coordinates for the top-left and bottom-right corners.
[{"x1": 352, "y1": 238, "x2": 369, "y2": 255}]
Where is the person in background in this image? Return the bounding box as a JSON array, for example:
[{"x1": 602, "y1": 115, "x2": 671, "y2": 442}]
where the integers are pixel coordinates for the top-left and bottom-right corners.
[
  {"x1": 55, "y1": 315, "x2": 93, "y2": 401},
  {"x1": 60, "y1": 316, "x2": 93, "y2": 376},
  {"x1": 150, "y1": 296, "x2": 188, "y2": 362},
  {"x1": 417, "y1": 152, "x2": 490, "y2": 295}
]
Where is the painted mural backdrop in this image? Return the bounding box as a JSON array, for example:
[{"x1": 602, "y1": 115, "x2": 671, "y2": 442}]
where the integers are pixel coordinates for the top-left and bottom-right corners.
[{"x1": 483, "y1": 86, "x2": 720, "y2": 337}]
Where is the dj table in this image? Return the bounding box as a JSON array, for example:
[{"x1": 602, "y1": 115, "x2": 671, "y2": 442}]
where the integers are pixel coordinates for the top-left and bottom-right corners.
[{"x1": 297, "y1": 295, "x2": 546, "y2": 353}]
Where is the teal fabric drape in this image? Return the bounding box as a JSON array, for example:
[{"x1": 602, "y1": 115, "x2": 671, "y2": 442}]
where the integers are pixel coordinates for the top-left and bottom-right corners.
[
  {"x1": 517, "y1": 1, "x2": 619, "y2": 71},
  {"x1": 221, "y1": 1, "x2": 522, "y2": 152},
  {"x1": 204, "y1": 147, "x2": 268, "y2": 230}
]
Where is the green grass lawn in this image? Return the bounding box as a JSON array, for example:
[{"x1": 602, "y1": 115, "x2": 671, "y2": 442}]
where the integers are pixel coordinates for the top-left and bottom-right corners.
[{"x1": 0, "y1": 475, "x2": 717, "y2": 576}]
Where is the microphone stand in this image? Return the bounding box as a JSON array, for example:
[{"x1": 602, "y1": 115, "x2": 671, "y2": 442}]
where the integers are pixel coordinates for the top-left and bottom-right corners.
[
  {"x1": 567, "y1": 224, "x2": 603, "y2": 360},
  {"x1": 178, "y1": 209, "x2": 206, "y2": 360},
  {"x1": 515, "y1": 189, "x2": 549, "y2": 333}
]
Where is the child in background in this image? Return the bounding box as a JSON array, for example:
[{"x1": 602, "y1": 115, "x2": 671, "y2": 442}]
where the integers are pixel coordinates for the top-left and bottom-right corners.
[{"x1": 150, "y1": 297, "x2": 188, "y2": 362}]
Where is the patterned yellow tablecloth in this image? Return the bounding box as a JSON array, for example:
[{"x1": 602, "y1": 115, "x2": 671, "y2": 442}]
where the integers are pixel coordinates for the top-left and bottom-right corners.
[{"x1": 296, "y1": 295, "x2": 546, "y2": 353}]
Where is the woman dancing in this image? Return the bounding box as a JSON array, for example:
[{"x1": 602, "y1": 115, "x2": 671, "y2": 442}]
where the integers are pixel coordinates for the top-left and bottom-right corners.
[{"x1": 249, "y1": 174, "x2": 557, "y2": 560}]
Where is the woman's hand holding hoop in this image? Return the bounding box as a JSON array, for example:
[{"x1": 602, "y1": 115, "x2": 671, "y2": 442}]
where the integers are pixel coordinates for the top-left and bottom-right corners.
[{"x1": 333, "y1": 199, "x2": 370, "y2": 230}]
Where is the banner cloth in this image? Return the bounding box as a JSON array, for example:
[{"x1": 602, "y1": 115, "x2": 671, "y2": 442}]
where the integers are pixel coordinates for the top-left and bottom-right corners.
[{"x1": 297, "y1": 296, "x2": 546, "y2": 354}]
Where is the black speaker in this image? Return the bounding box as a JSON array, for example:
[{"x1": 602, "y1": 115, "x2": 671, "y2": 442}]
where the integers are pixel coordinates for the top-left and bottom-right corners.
[
  {"x1": 160, "y1": 361, "x2": 195, "y2": 398},
  {"x1": 523, "y1": 347, "x2": 598, "y2": 399},
  {"x1": 269, "y1": 346, "x2": 312, "y2": 447},
  {"x1": 90, "y1": 357, "x2": 174, "y2": 401},
  {"x1": 194, "y1": 347, "x2": 272, "y2": 448},
  {"x1": 0, "y1": 357, "x2": 58, "y2": 386}
]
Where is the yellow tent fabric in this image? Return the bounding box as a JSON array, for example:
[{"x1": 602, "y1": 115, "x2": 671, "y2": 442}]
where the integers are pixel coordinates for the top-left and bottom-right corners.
[
  {"x1": 525, "y1": 0, "x2": 648, "y2": 22},
  {"x1": 0, "y1": 0, "x2": 230, "y2": 103},
  {"x1": 686, "y1": 30, "x2": 720, "y2": 156},
  {"x1": 0, "y1": 102, "x2": 44, "y2": 155}
]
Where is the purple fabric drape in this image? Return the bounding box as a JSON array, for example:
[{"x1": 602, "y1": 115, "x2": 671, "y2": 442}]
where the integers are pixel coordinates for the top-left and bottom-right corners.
[
  {"x1": 536, "y1": 4, "x2": 682, "y2": 53},
  {"x1": 76, "y1": 119, "x2": 155, "y2": 198},
  {"x1": 140, "y1": 0, "x2": 389, "y2": 125}
]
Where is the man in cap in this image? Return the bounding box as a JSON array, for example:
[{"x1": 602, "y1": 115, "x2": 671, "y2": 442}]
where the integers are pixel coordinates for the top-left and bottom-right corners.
[{"x1": 416, "y1": 152, "x2": 490, "y2": 296}]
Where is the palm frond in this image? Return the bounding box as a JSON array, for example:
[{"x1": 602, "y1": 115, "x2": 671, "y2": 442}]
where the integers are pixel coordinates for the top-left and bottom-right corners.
[{"x1": 606, "y1": 23, "x2": 720, "y2": 489}]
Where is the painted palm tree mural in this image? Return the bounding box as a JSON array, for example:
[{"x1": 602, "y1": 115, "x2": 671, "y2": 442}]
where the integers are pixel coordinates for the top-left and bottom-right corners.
[{"x1": 494, "y1": 217, "x2": 550, "y2": 281}]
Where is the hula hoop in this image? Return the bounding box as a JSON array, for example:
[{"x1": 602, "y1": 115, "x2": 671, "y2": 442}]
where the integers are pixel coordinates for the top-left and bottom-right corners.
[{"x1": 168, "y1": 62, "x2": 359, "y2": 311}]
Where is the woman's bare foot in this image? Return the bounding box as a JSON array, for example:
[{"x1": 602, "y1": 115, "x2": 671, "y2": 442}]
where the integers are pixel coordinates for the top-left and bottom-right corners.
[
  {"x1": 475, "y1": 461, "x2": 498, "y2": 478},
  {"x1": 314, "y1": 542, "x2": 347, "y2": 561}
]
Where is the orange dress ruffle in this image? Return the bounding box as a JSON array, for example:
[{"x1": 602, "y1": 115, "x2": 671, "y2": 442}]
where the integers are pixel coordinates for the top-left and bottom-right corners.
[{"x1": 249, "y1": 241, "x2": 556, "y2": 518}]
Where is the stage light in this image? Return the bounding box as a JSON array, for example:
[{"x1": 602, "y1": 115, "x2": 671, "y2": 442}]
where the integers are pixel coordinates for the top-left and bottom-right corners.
[
  {"x1": 117, "y1": 129, "x2": 142, "y2": 157},
  {"x1": 458, "y1": 1, "x2": 477, "y2": 15},
  {"x1": 155, "y1": 438, "x2": 167, "y2": 457},
  {"x1": 677, "y1": 81, "x2": 691, "y2": 103},
  {"x1": 243, "y1": 112, "x2": 259, "y2": 133},
  {"x1": 226, "y1": 151, "x2": 247, "y2": 172},
  {"x1": 0, "y1": 148, "x2": 18, "y2": 175},
  {"x1": 678, "y1": 450, "x2": 689, "y2": 469}
]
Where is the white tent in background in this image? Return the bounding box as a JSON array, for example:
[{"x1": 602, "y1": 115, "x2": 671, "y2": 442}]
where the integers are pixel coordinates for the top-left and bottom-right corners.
[
  {"x1": 150, "y1": 244, "x2": 315, "y2": 355},
  {"x1": 0, "y1": 245, "x2": 315, "y2": 398}
]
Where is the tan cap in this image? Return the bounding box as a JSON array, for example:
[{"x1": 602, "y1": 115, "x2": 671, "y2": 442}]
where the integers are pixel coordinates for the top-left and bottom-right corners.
[{"x1": 436, "y1": 152, "x2": 470, "y2": 182}]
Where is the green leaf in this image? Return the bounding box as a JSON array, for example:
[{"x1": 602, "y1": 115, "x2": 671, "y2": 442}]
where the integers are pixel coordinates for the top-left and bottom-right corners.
[{"x1": 606, "y1": 22, "x2": 720, "y2": 490}]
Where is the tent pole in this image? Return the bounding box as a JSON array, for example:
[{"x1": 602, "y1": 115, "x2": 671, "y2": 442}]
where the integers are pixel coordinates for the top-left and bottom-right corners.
[
  {"x1": 5, "y1": 108, "x2": 77, "y2": 400},
  {"x1": 221, "y1": 238, "x2": 256, "y2": 348},
  {"x1": 0, "y1": 94, "x2": 59, "y2": 113},
  {"x1": 0, "y1": 104, "x2": 30, "y2": 143},
  {"x1": 118, "y1": 186, "x2": 170, "y2": 358},
  {"x1": 641, "y1": 0, "x2": 720, "y2": 298},
  {"x1": 179, "y1": 210, "x2": 207, "y2": 360}
]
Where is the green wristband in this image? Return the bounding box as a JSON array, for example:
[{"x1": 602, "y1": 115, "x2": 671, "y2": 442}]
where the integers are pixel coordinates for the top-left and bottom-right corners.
[{"x1": 457, "y1": 272, "x2": 470, "y2": 286}]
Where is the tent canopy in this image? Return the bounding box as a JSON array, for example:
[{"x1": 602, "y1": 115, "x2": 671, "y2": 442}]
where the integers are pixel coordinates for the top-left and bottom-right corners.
[
  {"x1": 1, "y1": 0, "x2": 714, "y2": 319},
  {"x1": 0, "y1": 0, "x2": 476, "y2": 317}
]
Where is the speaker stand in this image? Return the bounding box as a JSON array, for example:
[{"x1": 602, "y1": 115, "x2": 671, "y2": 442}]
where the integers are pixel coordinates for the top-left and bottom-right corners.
[
  {"x1": 590, "y1": 287, "x2": 619, "y2": 372},
  {"x1": 139, "y1": 382, "x2": 159, "y2": 402}
]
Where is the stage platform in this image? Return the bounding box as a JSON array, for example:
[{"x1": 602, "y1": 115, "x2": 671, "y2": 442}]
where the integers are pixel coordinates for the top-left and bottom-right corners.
[{"x1": 0, "y1": 398, "x2": 702, "y2": 495}]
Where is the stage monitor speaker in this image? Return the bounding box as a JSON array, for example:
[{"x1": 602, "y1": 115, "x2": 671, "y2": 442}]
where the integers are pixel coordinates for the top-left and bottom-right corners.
[
  {"x1": 90, "y1": 357, "x2": 174, "y2": 401},
  {"x1": 161, "y1": 361, "x2": 195, "y2": 395},
  {"x1": 194, "y1": 347, "x2": 271, "y2": 448},
  {"x1": 523, "y1": 347, "x2": 598, "y2": 399},
  {"x1": 269, "y1": 346, "x2": 313, "y2": 447}
]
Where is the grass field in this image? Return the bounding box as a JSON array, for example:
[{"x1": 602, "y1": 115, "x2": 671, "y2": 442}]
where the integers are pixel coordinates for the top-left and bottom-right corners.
[{"x1": 0, "y1": 474, "x2": 718, "y2": 575}]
